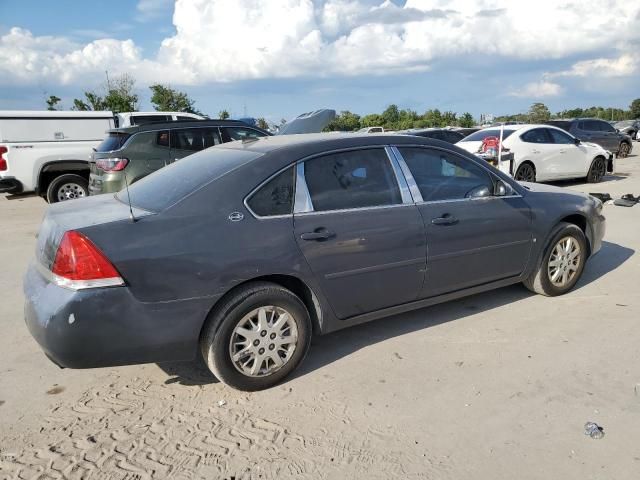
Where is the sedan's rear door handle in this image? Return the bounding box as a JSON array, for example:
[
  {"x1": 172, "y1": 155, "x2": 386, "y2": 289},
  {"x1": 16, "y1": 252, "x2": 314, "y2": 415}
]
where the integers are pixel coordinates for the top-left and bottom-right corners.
[
  {"x1": 300, "y1": 229, "x2": 335, "y2": 241},
  {"x1": 431, "y1": 215, "x2": 458, "y2": 226},
  {"x1": 532, "y1": 149, "x2": 541, "y2": 154}
]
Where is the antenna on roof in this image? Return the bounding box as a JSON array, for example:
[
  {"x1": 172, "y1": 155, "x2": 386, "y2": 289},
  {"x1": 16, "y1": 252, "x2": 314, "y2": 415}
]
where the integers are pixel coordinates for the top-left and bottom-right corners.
[{"x1": 123, "y1": 170, "x2": 137, "y2": 223}]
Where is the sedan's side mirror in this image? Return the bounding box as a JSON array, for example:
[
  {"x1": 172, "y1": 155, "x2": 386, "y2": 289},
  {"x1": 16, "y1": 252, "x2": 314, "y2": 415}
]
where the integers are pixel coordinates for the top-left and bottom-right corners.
[
  {"x1": 574, "y1": 137, "x2": 581, "y2": 145},
  {"x1": 494, "y1": 180, "x2": 513, "y2": 197},
  {"x1": 466, "y1": 185, "x2": 492, "y2": 198}
]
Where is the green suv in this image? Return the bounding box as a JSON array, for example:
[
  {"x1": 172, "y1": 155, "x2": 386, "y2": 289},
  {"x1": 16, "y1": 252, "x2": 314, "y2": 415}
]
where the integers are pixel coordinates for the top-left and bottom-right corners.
[{"x1": 89, "y1": 120, "x2": 270, "y2": 195}]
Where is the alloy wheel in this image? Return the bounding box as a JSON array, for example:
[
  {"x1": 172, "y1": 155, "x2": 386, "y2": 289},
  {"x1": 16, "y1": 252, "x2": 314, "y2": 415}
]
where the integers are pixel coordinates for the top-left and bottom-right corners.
[
  {"x1": 589, "y1": 158, "x2": 606, "y2": 182},
  {"x1": 57, "y1": 182, "x2": 87, "y2": 201},
  {"x1": 547, "y1": 236, "x2": 582, "y2": 288},
  {"x1": 618, "y1": 143, "x2": 629, "y2": 158},
  {"x1": 229, "y1": 306, "x2": 298, "y2": 377},
  {"x1": 515, "y1": 164, "x2": 535, "y2": 182}
]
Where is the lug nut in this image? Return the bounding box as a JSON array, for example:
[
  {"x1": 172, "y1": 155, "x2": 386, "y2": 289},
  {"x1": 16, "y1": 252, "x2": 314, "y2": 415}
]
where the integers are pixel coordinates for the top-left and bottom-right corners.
[
  {"x1": 270, "y1": 333, "x2": 276, "y2": 340},
  {"x1": 261, "y1": 330, "x2": 267, "y2": 337},
  {"x1": 253, "y1": 340, "x2": 260, "y2": 346},
  {"x1": 259, "y1": 348, "x2": 265, "y2": 354},
  {"x1": 269, "y1": 344, "x2": 275, "y2": 350}
]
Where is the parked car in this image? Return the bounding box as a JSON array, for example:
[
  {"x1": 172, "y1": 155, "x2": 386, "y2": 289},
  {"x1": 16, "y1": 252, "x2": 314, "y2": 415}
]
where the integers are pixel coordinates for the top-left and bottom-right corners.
[
  {"x1": 452, "y1": 127, "x2": 482, "y2": 137},
  {"x1": 0, "y1": 110, "x2": 114, "y2": 202},
  {"x1": 114, "y1": 111, "x2": 204, "y2": 127},
  {"x1": 612, "y1": 119, "x2": 640, "y2": 141},
  {"x1": 89, "y1": 120, "x2": 270, "y2": 195},
  {"x1": 457, "y1": 125, "x2": 612, "y2": 183},
  {"x1": 357, "y1": 126, "x2": 385, "y2": 133},
  {"x1": 545, "y1": 118, "x2": 633, "y2": 158},
  {"x1": 25, "y1": 133, "x2": 605, "y2": 391},
  {"x1": 399, "y1": 128, "x2": 464, "y2": 144}
]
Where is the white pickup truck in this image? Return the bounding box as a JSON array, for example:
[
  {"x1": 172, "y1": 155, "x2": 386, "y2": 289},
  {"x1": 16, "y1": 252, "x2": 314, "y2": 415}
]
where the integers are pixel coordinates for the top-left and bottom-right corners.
[{"x1": 0, "y1": 111, "x2": 115, "y2": 202}]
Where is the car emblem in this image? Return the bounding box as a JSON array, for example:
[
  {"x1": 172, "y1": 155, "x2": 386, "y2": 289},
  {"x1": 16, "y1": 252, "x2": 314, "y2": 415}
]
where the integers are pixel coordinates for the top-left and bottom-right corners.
[{"x1": 228, "y1": 212, "x2": 244, "y2": 222}]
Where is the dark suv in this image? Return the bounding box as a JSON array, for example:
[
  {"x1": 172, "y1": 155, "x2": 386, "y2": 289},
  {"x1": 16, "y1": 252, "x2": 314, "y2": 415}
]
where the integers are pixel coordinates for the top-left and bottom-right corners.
[
  {"x1": 546, "y1": 118, "x2": 633, "y2": 157},
  {"x1": 89, "y1": 120, "x2": 270, "y2": 195}
]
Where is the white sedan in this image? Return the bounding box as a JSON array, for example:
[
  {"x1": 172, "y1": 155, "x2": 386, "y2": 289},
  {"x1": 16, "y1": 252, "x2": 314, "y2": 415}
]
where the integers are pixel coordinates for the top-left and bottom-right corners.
[{"x1": 457, "y1": 125, "x2": 612, "y2": 183}]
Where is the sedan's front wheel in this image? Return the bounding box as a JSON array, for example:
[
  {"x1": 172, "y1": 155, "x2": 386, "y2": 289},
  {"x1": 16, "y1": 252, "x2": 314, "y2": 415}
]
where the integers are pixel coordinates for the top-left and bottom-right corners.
[
  {"x1": 200, "y1": 282, "x2": 312, "y2": 391},
  {"x1": 523, "y1": 223, "x2": 587, "y2": 296},
  {"x1": 586, "y1": 156, "x2": 606, "y2": 183}
]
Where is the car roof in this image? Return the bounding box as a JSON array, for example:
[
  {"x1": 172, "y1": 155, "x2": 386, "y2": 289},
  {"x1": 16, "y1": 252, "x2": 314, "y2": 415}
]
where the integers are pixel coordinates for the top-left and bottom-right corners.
[
  {"x1": 215, "y1": 132, "x2": 448, "y2": 155},
  {"x1": 108, "y1": 119, "x2": 262, "y2": 134}
]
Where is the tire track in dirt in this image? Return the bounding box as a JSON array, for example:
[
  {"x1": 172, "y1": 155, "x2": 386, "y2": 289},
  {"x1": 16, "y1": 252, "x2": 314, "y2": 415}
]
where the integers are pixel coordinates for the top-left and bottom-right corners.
[{"x1": 1, "y1": 377, "x2": 450, "y2": 479}]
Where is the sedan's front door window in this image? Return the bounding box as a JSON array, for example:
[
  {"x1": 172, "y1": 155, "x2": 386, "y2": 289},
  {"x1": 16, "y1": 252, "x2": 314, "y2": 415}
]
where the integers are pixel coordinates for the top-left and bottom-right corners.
[
  {"x1": 304, "y1": 149, "x2": 402, "y2": 212},
  {"x1": 547, "y1": 128, "x2": 574, "y2": 144},
  {"x1": 397, "y1": 147, "x2": 494, "y2": 202}
]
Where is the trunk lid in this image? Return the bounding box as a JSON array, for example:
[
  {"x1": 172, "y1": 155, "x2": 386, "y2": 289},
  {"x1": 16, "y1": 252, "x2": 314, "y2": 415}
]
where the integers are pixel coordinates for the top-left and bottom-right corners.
[{"x1": 36, "y1": 194, "x2": 153, "y2": 270}]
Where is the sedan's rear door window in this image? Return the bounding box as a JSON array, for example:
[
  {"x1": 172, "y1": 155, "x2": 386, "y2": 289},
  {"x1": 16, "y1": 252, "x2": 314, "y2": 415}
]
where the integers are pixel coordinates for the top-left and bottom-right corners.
[
  {"x1": 304, "y1": 149, "x2": 401, "y2": 212},
  {"x1": 521, "y1": 128, "x2": 552, "y2": 144},
  {"x1": 398, "y1": 147, "x2": 494, "y2": 202}
]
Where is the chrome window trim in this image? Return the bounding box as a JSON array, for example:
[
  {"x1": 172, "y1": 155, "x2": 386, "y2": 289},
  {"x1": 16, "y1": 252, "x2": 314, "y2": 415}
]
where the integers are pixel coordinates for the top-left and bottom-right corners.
[
  {"x1": 294, "y1": 203, "x2": 410, "y2": 217},
  {"x1": 243, "y1": 164, "x2": 296, "y2": 220},
  {"x1": 385, "y1": 146, "x2": 413, "y2": 204},
  {"x1": 294, "y1": 162, "x2": 313, "y2": 214},
  {"x1": 389, "y1": 146, "x2": 423, "y2": 203}
]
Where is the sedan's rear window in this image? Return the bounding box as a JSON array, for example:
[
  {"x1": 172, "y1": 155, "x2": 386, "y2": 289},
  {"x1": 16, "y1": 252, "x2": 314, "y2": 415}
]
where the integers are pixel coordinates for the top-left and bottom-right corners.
[
  {"x1": 118, "y1": 147, "x2": 262, "y2": 211},
  {"x1": 96, "y1": 132, "x2": 131, "y2": 152},
  {"x1": 461, "y1": 129, "x2": 516, "y2": 142}
]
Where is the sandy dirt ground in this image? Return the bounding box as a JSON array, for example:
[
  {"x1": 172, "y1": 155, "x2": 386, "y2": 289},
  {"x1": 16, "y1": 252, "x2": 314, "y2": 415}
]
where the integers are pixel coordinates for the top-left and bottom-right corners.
[{"x1": 1, "y1": 155, "x2": 639, "y2": 479}]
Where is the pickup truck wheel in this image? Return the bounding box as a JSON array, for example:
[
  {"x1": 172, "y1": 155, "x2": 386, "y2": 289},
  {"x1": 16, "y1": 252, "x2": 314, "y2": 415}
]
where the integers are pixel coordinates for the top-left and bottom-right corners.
[
  {"x1": 200, "y1": 282, "x2": 312, "y2": 391},
  {"x1": 618, "y1": 142, "x2": 630, "y2": 158},
  {"x1": 46, "y1": 174, "x2": 89, "y2": 203}
]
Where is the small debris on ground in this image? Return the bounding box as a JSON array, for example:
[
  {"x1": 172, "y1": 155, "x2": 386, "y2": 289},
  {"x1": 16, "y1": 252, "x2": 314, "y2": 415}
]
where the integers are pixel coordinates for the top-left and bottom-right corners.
[
  {"x1": 217, "y1": 399, "x2": 226, "y2": 407},
  {"x1": 584, "y1": 422, "x2": 605, "y2": 439}
]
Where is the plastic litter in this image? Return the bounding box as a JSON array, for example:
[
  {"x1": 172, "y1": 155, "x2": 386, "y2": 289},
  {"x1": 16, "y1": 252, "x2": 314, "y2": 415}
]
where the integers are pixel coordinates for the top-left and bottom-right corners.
[
  {"x1": 584, "y1": 421, "x2": 604, "y2": 439},
  {"x1": 217, "y1": 399, "x2": 226, "y2": 407}
]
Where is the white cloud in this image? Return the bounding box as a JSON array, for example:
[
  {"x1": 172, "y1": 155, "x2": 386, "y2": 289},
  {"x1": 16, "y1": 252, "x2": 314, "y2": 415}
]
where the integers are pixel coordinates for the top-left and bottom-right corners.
[
  {"x1": 136, "y1": 0, "x2": 174, "y2": 21},
  {"x1": 1, "y1": 0, "x2": 639, "y2": 86},
  {"x1": 550, "y1": 54, "x2": 639, "y2": 78},
  {"x1": 509, "y1": 81, "x2": 564, "y2": 98}
]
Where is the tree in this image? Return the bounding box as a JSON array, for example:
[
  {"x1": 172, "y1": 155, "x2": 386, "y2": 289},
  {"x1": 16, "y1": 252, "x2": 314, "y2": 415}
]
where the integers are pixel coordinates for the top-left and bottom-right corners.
[
  {"x1": 630, "y1": 98, "x2": 640, "y2": 119},
  {"x1": 72, "y1": 73, "x2": 138, "y2": 113},
  {"x1": 256, "y1": 117, "x2": 269, "y2": 130},
  {"x1": 381, "y1": 104, "x2": 400, "y2": 127},
  {"x1": 527, "y1": 102, "x2": 551, "y2": 123},
  {"x1": 360, "y1": 113, "x2": 383, "y2": 128},
  {"x1": 149, "y1": 84, "x2": 201, "y2": 114},
  {"x1": 218, "y1": 109, "x2": 230, "y2": 120},
  {"x1": 459, "y1": 112, "x2": 475, "y2": 128},
  {"x1": 46, "y1": 95, "x2": 61, "y2": 111},
  {"x1": 324, "y1": 110, "x2": 361, "y2": 131}
]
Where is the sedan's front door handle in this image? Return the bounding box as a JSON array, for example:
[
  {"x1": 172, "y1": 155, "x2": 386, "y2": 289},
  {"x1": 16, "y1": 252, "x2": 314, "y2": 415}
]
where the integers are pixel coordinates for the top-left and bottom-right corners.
[
  {"x1": 431, "y1": 215, "x2": 458, "y2": 226},
  {"x1": 300, "y1": 229, "x2": 335, "y2": 241}
]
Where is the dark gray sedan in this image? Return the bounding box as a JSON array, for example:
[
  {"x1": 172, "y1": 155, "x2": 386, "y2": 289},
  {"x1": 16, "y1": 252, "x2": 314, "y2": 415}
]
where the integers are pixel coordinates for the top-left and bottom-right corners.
[{"x1": 24, "y1": 133, "x2": 605, "y2": 390}]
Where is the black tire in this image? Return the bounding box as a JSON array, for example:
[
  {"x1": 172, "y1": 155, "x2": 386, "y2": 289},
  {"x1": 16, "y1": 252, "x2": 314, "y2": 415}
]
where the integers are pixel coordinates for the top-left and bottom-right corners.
[
  {"x1": 586, "y1": 156, "x2": 606, "y2": 183},
  {"x1": 618, "y1": 142, "x2": 630, "y2": 158},
  {"x1": 514, "y1": 162, "x2": 536, "y2": 182},
  {"x1": 523, "y1": 223, "x2": 587, "y2": 296},
  {"x1": 46, "y1": 174, "x2": 89, "y2": 203},
  {"x1": 200, "y1": 282, "x2": 312, "y2": 391}
]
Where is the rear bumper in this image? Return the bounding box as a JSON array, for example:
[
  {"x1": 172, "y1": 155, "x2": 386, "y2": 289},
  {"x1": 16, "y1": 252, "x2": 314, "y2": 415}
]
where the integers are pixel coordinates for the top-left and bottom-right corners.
[
  {"x1": 0, "y1": 176, "x2": 23, "y2": 194},
  {"x1": 23, "y1": 262, "x2": 215, "y2": 369},
  {"x1": 88, "y1": 172, "x2": 124, "y2": 196}
]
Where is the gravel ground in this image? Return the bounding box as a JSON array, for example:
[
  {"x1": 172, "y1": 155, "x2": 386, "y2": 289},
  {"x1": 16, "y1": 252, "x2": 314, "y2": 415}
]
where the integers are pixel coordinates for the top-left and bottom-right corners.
[{"x1": 1, "y1": 155, "x2": 639, "y2": 479}]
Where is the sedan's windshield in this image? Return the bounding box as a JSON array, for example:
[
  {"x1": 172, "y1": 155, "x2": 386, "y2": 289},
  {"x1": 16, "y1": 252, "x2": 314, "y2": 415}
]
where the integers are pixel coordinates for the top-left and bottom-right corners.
[{"x1": 117, "y1": 147, "x2": 262, "y2": 211}]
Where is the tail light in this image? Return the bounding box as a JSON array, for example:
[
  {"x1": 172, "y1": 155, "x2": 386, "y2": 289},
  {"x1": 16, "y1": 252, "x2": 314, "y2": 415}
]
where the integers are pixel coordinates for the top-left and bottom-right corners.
[
  {"x1": 0, "y1": 146, "x2": 7, "y2": 171},
  {"x1": 96, "y1": 157, "x2": 129, "y2": 172},
  {"x1": 50, "y1": 231, "x2": 124, "y2": 289}
]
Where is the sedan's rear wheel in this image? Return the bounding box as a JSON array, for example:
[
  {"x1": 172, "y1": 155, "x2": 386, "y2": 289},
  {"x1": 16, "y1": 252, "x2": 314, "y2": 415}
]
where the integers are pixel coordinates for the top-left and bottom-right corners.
[
  {"x1": 514, "y1": 163, "x2": 536, "y2": 182},
  {"x1": 586, "y1": 156, "x2": 606, "y2": 183},
  {"x1": 618, "y1": 142, "x2": 630, "y2": 158},
  {"x1": 523, "y1": 223, "x2": 587, "y2": 296},
  {"x1": 200, "y1": 282, "x2": 311, "y2": 391}
]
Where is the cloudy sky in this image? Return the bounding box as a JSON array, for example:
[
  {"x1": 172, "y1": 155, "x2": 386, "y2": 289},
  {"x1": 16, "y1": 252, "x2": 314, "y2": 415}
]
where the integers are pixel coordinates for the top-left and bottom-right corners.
[{"x1": 1, "y1": 0, "x2": 638, "y2": 121}]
